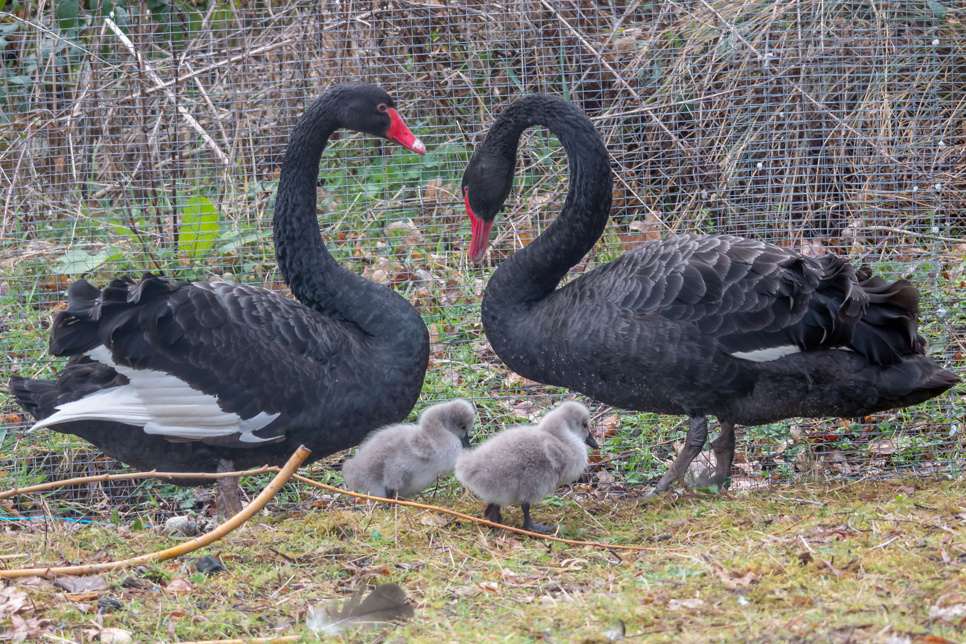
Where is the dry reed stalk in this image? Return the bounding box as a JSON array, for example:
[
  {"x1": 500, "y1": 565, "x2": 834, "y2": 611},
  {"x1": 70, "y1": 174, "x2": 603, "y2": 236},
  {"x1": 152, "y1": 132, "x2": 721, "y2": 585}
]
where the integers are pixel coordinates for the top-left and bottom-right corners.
[
  {"x1": 103, "y1": 17, "x2": 229, "y2": 165},
  {"x1": 291, "y1": 474, "x2": 665, "y2": 553},
  {"x1": 0, "y1": 446, "x2": 309, "y2": 579},
  {"x1": 0, "y1": 465, "x2": 281, "y2": 500},
  {"x1": 167, "y1": 638, "x2": 298, "y2": 644}
]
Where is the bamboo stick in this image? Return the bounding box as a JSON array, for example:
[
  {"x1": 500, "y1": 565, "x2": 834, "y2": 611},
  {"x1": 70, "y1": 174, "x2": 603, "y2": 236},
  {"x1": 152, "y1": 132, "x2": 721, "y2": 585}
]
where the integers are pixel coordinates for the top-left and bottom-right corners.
[{"x1": 0, "y1": 446, "x2": 310, "y2": 579}]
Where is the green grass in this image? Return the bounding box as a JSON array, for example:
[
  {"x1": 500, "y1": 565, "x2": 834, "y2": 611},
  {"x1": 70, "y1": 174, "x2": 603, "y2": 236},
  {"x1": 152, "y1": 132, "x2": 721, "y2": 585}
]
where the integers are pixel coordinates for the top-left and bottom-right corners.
[{"x1": 3, "y1": 478, "x2": 966, "y2": 642}]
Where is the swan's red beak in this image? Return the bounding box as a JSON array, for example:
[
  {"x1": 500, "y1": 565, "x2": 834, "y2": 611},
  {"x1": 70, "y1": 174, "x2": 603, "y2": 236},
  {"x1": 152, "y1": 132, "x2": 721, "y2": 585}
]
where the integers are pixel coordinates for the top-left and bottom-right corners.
[
  {"x1": 385, "y1": 108, "x2": 426, "y2": 155},
  {"x1": 466, "y1": 190, "x2": 494, "y2": 264}
]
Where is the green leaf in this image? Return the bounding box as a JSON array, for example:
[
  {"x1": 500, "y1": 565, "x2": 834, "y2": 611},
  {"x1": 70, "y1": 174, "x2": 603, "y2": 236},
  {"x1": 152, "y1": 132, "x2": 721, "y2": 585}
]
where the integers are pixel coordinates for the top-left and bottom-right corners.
[
  {"x1": 56, "y1": 0, "x2": 81, "y2": 29},
  {"x1": 180, "y1": 195, "x2": 221, "y2": 259},
  {"x1": 110, "y1": 224, "x2": 138, "y2": 240},
  {"x1": 54, "y1": 247, "x2": 123, "y2": 275},
  {"x1": 0, "y1": 0, "x2": 6, "y2": 12},
  {"x1": 503, "y1": 60, "x2": 525, "y2": 92},
  {"x1": 927, "y1": 0, "x2": 947, "y2": 19},
  {"x1": 217, "y1": 230, "x2": 267, "y2": 254}
]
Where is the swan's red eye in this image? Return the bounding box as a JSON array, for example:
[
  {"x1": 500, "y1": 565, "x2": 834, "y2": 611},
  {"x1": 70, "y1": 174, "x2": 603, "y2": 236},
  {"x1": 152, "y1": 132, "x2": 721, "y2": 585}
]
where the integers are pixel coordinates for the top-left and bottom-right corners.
[{"x1": 377, "y1": 104, "x2": 388, "y2": 113}]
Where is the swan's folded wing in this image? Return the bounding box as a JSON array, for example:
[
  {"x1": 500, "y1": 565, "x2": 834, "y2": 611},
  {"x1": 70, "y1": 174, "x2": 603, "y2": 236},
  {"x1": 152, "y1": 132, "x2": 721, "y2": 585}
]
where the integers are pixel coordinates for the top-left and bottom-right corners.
[
  {"x1": 42, "y1": 274, "x2": 361, "y2": 446},
  {"x1": 572, "y1": 234, "x2": 887, "y2": 361}
]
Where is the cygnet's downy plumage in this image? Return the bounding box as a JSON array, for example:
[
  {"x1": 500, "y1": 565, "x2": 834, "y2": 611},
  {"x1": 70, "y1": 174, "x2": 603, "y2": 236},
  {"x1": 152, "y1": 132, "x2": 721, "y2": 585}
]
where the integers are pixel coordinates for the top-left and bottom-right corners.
[
  {"x1": 455, "y1": 401, "x2": 599, "y2": 533},
  {"x1": 342, "y1": 399, "x2": 475, "y2": 499}
]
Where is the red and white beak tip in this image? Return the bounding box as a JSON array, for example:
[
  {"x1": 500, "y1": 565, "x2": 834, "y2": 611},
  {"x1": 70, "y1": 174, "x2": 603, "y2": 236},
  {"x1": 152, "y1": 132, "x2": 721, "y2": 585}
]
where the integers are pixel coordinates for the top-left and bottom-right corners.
[
  {"x1": 465, "y1": 193, "x2": 493, "y2": 264},
  {"x1": 385, "y1": 108, "x2": 426, "y2": 156}
]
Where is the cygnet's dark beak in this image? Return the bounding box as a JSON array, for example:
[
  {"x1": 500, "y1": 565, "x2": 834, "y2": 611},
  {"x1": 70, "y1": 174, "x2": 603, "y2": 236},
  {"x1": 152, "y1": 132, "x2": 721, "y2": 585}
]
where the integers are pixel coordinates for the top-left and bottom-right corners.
[
  {"x1": 585, "y1": 434, "x2": 600, "y2": 450},
  {"x1": 461, "y1": 435, "x2": 473, "y2": 449}
]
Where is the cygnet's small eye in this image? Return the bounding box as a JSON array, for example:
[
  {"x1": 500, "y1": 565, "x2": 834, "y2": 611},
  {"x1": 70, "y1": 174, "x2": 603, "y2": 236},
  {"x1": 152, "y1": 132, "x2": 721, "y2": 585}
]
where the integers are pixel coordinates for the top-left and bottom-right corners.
[{"x1": 377, "y1": 103, "x2": 388, "y2": 113}]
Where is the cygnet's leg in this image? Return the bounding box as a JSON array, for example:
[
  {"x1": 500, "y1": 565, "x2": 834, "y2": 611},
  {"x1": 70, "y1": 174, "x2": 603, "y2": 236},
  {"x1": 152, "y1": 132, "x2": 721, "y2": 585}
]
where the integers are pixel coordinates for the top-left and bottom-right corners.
[
  {"x1": 520, "y1": 502, "x2": 554, "y2": 534},
  {"x1": 693, "y1": 421, "x2": 736, "y2": 490},
  {"x1": 215, "y1": 459, "x2": 244, "y2": 519},
  {"x1": 384, "y1": 488, "x2": 398, "y2": 500},
  {"x1": 483, "y1": 503, "x2": 503, "y2": 525},
  {"x1": 653, "y1": 416, "x2": 709, "y2": 494}
]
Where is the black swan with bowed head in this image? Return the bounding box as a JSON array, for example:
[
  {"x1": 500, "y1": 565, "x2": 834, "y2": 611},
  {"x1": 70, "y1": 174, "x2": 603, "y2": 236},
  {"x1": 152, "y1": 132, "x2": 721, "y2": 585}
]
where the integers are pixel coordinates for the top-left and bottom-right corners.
[
  {"x1": 9, "y1": 84, "x2": 431, "y2": 514},
  {"x1": 462, "y1": 93, "x2": 959, "y2": 494}
]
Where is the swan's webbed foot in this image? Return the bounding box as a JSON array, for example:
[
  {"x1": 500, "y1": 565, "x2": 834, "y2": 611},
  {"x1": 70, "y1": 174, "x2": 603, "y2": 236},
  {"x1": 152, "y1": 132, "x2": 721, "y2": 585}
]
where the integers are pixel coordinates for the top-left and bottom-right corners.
[
  {"x1": 483, "y1": 503, "x2": 504, "y2": 526},
  {"x1": 653, "y1": 416, "x2": 709, "y2": 494},
  {"x1": 691, "y1": 421, "x2": 737, "y2": 490},
  {"x1": 521, "y1": 502, "x2": 555, "y2": 534},
  {"x1": 215, "y1": 459, "x2": 244, "y2": 519}
]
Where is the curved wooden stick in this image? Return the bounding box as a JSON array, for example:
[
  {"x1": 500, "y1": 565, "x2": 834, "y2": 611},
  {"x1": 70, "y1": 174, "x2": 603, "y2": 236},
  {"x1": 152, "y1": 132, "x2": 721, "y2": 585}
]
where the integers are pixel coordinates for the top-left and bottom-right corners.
[
  {"x1": 0, "y1": 466, "x2": 280, "y2": 500},
  {"x1": 0, "y1": 446, "x2": 310, "y2": 579},
  {"x1": 292, "y1": 474, "x2": 662, "y2": 552}
]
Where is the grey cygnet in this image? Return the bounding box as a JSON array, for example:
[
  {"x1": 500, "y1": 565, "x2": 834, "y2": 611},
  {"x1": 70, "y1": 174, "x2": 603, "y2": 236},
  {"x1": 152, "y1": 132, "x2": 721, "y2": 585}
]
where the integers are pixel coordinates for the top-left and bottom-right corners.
[
  {"x1": 455, "y1": 401, "x2": 599, "y2": 533},
  {"x1": 343, "y1": 399, "x2": 475, "y2": 499}
]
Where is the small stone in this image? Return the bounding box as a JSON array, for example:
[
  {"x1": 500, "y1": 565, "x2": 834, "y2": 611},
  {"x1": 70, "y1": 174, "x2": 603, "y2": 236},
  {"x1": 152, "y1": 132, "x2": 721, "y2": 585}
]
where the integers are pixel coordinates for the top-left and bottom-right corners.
[
  {"x1": 97, "y1": 598, "x2": 123, "y2": 613},
  {"x1": 163, "y1": 515, "x2": 205, "y2": 537},
  {"x1": 932, "y1": 38, "x2": 939, "y2": 45},
  {"x1": 196, "y1": 555, "x2": 228, "y2": 576}
]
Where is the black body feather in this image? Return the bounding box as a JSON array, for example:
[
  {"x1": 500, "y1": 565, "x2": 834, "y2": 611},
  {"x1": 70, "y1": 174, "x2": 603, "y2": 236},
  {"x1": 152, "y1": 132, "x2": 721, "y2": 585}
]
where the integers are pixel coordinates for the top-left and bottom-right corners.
[
  {"x1": 462, "y1": 94, "x2": 958, "y2": 491},
  {"x1": 9, "y1": 84, "x2": 429, "y2": 483}
]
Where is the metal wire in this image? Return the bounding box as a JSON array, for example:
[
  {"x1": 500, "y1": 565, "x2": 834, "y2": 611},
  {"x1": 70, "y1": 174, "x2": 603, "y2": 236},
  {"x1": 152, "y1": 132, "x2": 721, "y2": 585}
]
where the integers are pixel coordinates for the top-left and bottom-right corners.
[{"x1": 0, "y1": 0, "x2": 963, "y2": 516}]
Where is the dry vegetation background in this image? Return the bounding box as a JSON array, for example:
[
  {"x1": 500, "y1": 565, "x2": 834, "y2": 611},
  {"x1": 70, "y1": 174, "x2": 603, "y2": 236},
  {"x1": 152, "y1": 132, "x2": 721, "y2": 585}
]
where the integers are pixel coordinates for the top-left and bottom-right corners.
[{"x1": 0, "y1": 0, "x2": 963, "y2": 512}]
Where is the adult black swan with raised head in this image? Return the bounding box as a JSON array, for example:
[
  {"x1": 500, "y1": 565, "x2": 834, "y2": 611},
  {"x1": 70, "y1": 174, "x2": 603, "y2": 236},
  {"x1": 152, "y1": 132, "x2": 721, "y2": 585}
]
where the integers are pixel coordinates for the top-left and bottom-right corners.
[
  {"x1": 9, "y1": 84, "x2": 430, "y2": 514},
  {"x1": 461, "y1": 93, "x2": 959, "y2": 494}
]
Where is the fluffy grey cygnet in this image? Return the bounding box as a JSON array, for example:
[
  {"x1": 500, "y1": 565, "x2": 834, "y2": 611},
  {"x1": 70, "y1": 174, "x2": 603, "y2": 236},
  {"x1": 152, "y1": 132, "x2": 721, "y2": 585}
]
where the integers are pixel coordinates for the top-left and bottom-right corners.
[
  {"x1": 455, "y1": 401, "x2": 599, "y2": 533},
  {"x1": 342, "y1": 399, "x2": 475, "y2": 499}
]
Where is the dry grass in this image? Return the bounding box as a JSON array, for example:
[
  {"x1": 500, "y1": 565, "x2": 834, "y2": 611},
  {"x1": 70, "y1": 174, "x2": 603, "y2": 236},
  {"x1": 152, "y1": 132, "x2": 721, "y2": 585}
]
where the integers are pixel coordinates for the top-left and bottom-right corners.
[{"x1": 3, "y1": 477, "x2": 966, "y2": 642}]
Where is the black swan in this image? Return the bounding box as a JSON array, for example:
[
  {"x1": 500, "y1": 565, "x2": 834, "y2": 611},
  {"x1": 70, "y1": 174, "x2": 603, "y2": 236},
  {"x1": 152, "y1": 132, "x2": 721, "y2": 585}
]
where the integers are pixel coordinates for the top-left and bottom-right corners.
[
  {"x1": 342, "y1": 398, "x2": 475, "y2": 499},
  {"x1": 9, "y1": 84, "x2": 431, "y2": 515},
  {"x1": 455, "y1": 401, "x2": 598, "y2": 532},
  {"x1": 461, "y1": 94, "x2": 959, "y2": 494}
]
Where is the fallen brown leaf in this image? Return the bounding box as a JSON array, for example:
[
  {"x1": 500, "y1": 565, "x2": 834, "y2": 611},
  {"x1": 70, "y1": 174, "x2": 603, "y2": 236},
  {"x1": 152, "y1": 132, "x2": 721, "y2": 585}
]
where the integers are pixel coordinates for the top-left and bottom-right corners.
[
  {"x1": 165, "y1": 578, "x2": 193, "y2": 593},
  {"x1": 712, "y1": 564, "x2": 760, "y2": 589},
  {"x1": 0, "y1": 615, "x2": 50, "y2": 642},
  {"x1": 54, "y1": 576, "x2": 108, "y2": 594},
  {"x1": 0, "y1": 587, "x2": 28, "y2": 619},
  {"x1": 667, "y1": 597, "x2": 709, "y2": 612}
]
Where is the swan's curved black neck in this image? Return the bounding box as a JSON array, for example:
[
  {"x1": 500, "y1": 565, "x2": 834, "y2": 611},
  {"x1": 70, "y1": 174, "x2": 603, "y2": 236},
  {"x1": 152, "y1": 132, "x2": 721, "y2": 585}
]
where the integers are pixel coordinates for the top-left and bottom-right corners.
[
  {"x1": 272, "y1": 87, "x2": 402, "y2": 333},
  {"x1": 482, "y1": 95, "x2": 613, "y2": 307}
]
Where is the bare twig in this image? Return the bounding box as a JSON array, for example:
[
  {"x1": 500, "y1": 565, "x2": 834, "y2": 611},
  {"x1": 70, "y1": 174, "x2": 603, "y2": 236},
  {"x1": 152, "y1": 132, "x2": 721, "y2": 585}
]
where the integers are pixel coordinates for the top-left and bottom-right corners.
[
  {"x1": 856, "y1": 226, "x2": 962, "y2": 244},
  {"x1": 293, "y1": 475, "x2": 667, "y2": 552},
  {"x1": 778, "y1": 496, "x2": 826, "y2": 507},
  {"x1": 103, "y1": 17, "x2": 229, "y2": 165},
  {"x1": 0, "y1": 446, "x2": 309, "y2": 579},
  {"x1": 0, "y1": 465, "x2": 280, "y2": 500},
  {"x1": 1, "y1": 122, "x2": 32, "y2": 246},
  {"x1": 167, "y1": 638, "x2": 298, "y2": 644},
  {"x1": 871, "y1": 535, "x2": 902, "y2": 550},
  {"x1": 538, "y1": 0, "x2": 689, "y2": 155}
]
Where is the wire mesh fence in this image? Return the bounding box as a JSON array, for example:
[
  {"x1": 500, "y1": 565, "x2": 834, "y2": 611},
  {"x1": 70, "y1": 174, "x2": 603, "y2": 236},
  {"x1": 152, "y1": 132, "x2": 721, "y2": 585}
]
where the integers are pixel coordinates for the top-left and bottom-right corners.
[{"x1": 0, "y1": 0, "x2": 963, "y2": 518}]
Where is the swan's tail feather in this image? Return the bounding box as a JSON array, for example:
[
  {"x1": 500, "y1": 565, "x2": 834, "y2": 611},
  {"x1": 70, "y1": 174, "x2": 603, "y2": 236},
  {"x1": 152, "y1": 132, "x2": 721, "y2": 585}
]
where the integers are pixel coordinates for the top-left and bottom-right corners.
[
  {"x1": 8, "y1": 375, "x2": 59, "y2": 421},
  {"x1": 815, "y1": 255, "x2": 869, "y2": 324},
  {"x1": 49, "y1": 273, "x2": 175, "y2": 357},
  {"x1": 8, "y1": 357, "x2": 129, "y2": 422},
  {"x1": 849, "y1": 271, "x2": 922, "y2": 366}
]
